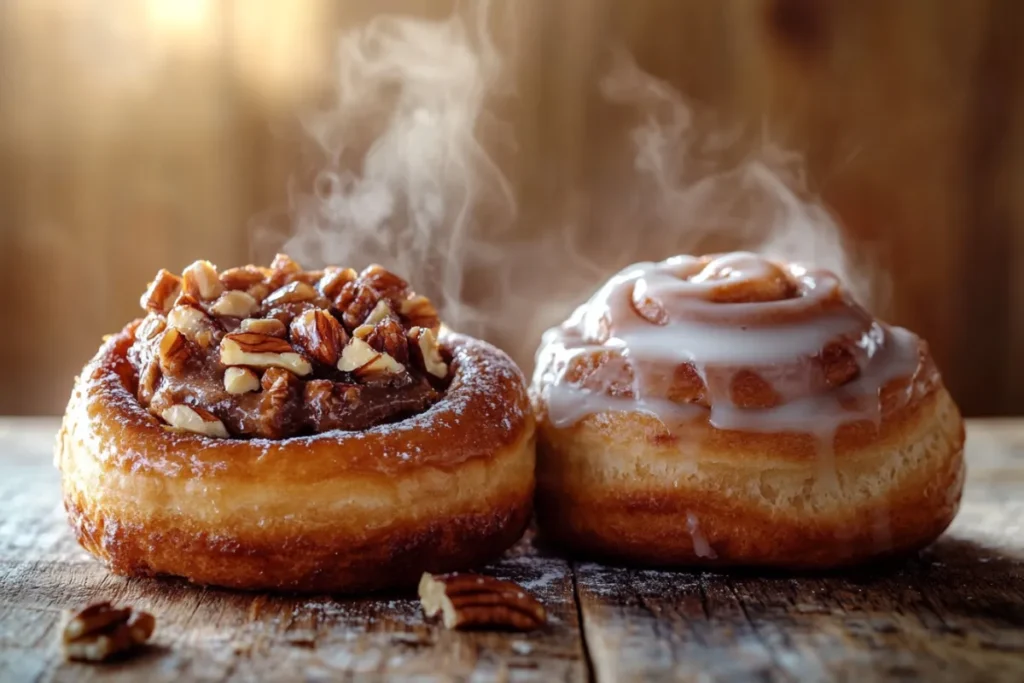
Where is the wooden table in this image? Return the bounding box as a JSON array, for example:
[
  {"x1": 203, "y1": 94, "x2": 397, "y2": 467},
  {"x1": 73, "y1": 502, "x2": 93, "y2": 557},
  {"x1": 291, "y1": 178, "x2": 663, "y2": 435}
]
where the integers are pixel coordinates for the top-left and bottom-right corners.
[{"x1": 2, "y1": 417, "x2": 1023, "y2": 682}]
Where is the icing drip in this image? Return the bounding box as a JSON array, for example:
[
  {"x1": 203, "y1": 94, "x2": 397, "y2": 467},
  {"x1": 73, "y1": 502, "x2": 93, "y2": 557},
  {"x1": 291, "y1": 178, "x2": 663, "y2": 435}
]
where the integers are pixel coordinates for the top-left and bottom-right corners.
[{"x1": 534, "y1": 253, "x2": 928, "y2": 468}]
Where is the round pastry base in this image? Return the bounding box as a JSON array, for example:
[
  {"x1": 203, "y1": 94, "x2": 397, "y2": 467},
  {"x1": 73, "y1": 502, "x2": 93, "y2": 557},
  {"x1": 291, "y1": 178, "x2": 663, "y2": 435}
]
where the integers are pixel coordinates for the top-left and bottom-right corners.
[{"x1": 534, "y1": 388, "x2": 965, "y2": 569}]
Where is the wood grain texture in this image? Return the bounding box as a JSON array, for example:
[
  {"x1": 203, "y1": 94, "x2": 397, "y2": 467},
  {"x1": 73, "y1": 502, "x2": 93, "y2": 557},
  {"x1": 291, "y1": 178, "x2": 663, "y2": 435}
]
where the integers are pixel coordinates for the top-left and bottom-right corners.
[
  {"x1": 2, "y1": 417, "x2": 1024, "y2": 681},
  {"x1": 1, "y1": 0, "x2": 1023, "y2": 416}
]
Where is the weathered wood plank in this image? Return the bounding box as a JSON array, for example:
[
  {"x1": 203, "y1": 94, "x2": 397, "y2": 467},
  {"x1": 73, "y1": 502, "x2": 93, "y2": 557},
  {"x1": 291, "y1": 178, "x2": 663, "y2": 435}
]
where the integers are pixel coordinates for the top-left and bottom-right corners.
[
  {"x1": 574, "y1": 425, "x2": 1024, "y2": 683},
  {"x1": 4, "y1": 418, "x2": 1024, "y2": 682},
  {"x1": 0, "y1": 419, "x2": 586, "y2": 682}
]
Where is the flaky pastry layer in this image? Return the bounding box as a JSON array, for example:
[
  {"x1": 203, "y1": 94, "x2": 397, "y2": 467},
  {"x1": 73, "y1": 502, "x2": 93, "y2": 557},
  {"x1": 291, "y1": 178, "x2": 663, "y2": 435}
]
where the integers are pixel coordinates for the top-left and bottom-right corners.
[
  {"x1": 533, "y1": 386, "x2": 964, "y2": 568},
  {"x1": 58, "y1": 328, "x2": 536, "y2": 592}
]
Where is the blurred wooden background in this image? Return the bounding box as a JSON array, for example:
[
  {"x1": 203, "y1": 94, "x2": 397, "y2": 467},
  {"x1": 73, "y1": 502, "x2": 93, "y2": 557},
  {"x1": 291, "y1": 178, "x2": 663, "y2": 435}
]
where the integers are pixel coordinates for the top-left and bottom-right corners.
[{"x1": 1, "y1": 0, "x2": 1022, "y2": 416}]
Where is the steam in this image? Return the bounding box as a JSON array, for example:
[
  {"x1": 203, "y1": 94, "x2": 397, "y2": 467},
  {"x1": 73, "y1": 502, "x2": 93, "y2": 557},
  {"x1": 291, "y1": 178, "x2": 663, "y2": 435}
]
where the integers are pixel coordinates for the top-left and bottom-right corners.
[{"x1": 277, "y1": 4, "x2": 880, "y2": 371}]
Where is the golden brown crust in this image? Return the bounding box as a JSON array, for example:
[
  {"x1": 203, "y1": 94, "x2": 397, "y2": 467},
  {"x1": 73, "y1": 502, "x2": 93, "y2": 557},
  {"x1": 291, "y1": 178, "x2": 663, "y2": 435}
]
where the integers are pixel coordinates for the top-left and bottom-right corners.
[
  {"x1": 57, "y1": 327, "x2": 536, "y2": 593},
  {"x1": 533, "y1": 385, "x2": 965, "y2": 569}
]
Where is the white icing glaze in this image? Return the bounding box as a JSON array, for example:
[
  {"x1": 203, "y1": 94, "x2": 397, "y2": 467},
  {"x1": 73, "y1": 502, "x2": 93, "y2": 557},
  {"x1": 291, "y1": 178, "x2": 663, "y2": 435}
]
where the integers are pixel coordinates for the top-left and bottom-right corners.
[{"x1": 534, "y1": 253, "x2": 926, "y2": 455}]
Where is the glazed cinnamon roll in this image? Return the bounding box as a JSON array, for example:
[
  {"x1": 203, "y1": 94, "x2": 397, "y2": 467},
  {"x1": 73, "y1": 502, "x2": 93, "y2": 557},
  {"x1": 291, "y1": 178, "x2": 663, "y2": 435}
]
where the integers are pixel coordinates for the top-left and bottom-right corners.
[
  {"x1": 531, "y1": 252, "x2": 964, "y2": 568},
  {"x1": 57, "y1": 255, "x2": 535, "y2": 593}
]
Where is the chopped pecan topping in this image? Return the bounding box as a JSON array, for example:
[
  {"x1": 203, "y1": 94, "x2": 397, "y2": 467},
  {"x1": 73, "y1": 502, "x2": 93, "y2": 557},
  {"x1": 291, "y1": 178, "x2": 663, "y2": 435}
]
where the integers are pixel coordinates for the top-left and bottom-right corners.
[
  {"x1": 182, "y1": 260, "x2": 224, "y2": 301},
  {"x1": 136, "y1": 315, "x2": 166, "y2": 342},
  {"x1": 62, "y1": 602, "x2": 156, "y2": 663},
  {"x1": 138, "y1": 359, "x2": 161, "y2": 404},
  {"x1": 401, "y1": 295, "x2": 441, "y2": 333},
  {"x1": 240, "y1": 317, "x2": 287, "y2": 337},
  {"x1": 219, "y1": 265, "x2": 265, "y2": 291},
  {"x1": 268, "y1": 253, "x2": 302, "y2": 289},
  {"x1": 409, "y1": 327, "x2": 448, "y2": 378},
  {"x1": 224, "y1": 367, "x2": 260, "y2": 394},
  {"x1": 336, "y1": 281, "x2": 380, "y2": 330},
  {"x1": 366, "y1": 316, "x2": 409, "y2": 364},
  {"x1": 419, "y1": 573, "x2": 546, "y2": 632},
  {"x1": 160, "y1": 404, "x2": 229, "y2": 438},
  {"x1": 132, "y1": 257, "x2": 448, "y2": 438},
  {"x1": 220, "y1": 333, "x2": 312, "y2": 376},
  {"x1": 211, "y1": 290, "x2": 258, "y2": 318},
  {"x1": 318, "y1": 266, "x2": 358, "y2": 299},
  {"x1": 291, "y1": 309, "x2": 348, "y2": 367},
  {"x1": 167, "y1": 303, "x2": 210, "y2": 345},
  {"x1": 158, "y1": 328, "x2": 191, "y2": 375},
  {"x1": 362, "y1": 263, "x2": 409, "y2": 301},
  {"x1": 337, "y1": 337, "x2": 405, "y2": 378},
  {"x1": 266, "y1": 280, "x2": 318, "y2": 306},
  {"x1": 140, "y1": 270, "x2": 181, "y2": 314},
  {"x1": 364, "y1": 300, "x2": 394, "y2": 327}
]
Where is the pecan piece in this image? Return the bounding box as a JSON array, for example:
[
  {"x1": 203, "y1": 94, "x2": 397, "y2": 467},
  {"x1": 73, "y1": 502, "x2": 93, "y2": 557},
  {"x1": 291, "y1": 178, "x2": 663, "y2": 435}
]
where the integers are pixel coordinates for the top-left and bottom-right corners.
[
  {"x1": 317, "y1": 266, "x2": 358, "y2": 299},
  {"x1": 268, "y1": 253, "x2": 302, "y2": 289},
  {"x1": 158, "y1": 328, "x2": 191, "y2": 375},
  {"x1": 182, "y1": 260, "x2": 224, "y2": 301},
  {"x1": 337, "y1": 337, "x2": 404, "y2": 377},
  {"x1": 363, "y1": 299, "x2": 394, "y2": 327},
  {"x1": 167, "y1": 302, "x2": 212, "y2": 347},
  {"x1": 219, "y1": 265, "x2": 266, "y2": 291},
  {"x1": 290, "y1": 309, "x2": 348, "y2": 366},
  {"x1": 257, "y1": 367, "x2": 300, "y2": 438},
  {"x1": 408, "y1": 327, "x2": 448, "y2": 378},
  {"x1": 265, "y1": 280, "x2": 318, "y2": 306},
  {"x1": 138, "y1": 359, "x2": 162, "y2": 404},
  {"x1": 210, "y1": 290, "x2": 258, "y2": 318},
  {"x1": 366, "y1": 316, "x2": 408, "y2": 364},
  {"x1": 401, "y1": 295, "x2": 441, "y2": 333},
  {"x1": 220, "y1": 333, "x2": 312, "y2": 376},
  {"x1": 240, "y1": 317, "x2": 287, "y2": 337},
  {"x1": 335, "y1": 281, "x2": 379, "y2": 330},
  {"x1": 361, "y1": 264, "x2": 409, "y2": 300},
  {"x1": 139, "y1": 269, "x2": 181, "y2": 314},
  {"x1": 418, "y1": 573, "x2": 546, "y2": 631},
  {"x1": 62, "y1": 602, "x2": 156, "y2": 663},
  {"x1": 224, "y1": 367, "x2": 260, "y2": 394},
  {"x1": 160, "y1": 405, "x2": 229, "y2": 438},
  {"x1": 136, "y1": 314, "x2": 166, "y2": 342}
]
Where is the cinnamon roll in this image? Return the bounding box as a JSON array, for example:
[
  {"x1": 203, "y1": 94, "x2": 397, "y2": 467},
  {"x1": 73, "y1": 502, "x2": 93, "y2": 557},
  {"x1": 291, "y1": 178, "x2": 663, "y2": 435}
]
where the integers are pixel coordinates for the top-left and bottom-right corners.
[
  {"x1": 530, "y1": 252, "x2": 964, "y2": 568},
  {"x1": 57, "y1": 255, "x2": 535, "y2": 593}
]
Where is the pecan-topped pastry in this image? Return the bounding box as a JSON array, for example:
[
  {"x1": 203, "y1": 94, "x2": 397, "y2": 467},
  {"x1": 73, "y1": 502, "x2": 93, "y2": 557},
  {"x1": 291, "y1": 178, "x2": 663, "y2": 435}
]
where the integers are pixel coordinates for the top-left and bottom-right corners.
[
  {"x1": 128, "y1": 256, "x2": 448, "y2": 438},
  {"x1": 56, "y1": 255, "x2": 535, "y2": 593}
]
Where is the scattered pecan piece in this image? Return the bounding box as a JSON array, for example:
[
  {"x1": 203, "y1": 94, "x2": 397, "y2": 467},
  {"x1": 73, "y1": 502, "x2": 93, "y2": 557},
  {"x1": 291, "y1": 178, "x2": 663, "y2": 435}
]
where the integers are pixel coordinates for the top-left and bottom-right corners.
[
  {"x1": 419, "y1": 573, "x2": 546, "y2": 632},
  {"x1": 61, "y1": 602, "x2": 156, "y2": 663},
  {"x1": 291, "y1": 309, "x2": 348, "y2": 367}
]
